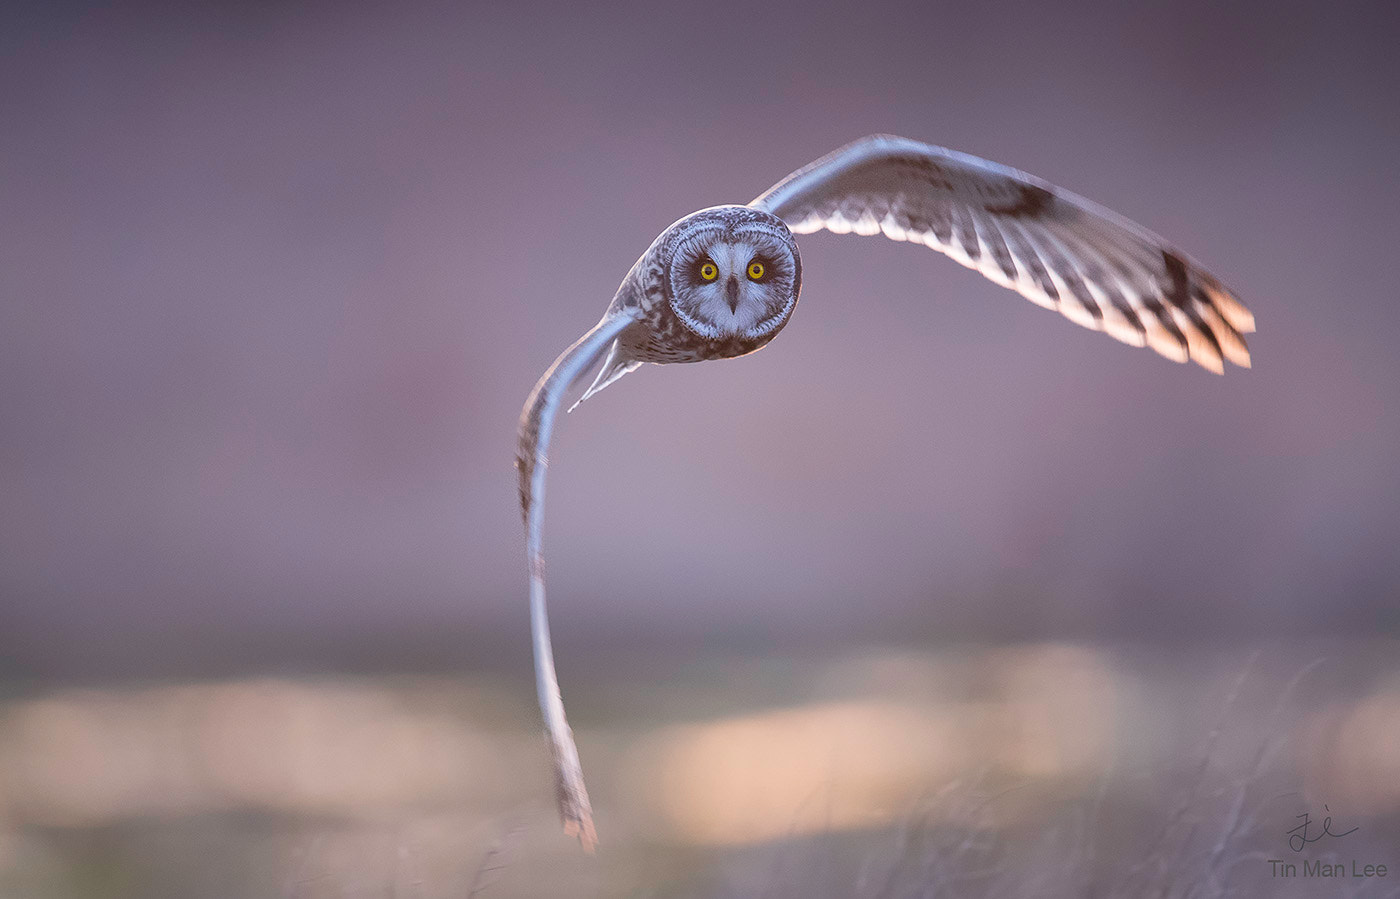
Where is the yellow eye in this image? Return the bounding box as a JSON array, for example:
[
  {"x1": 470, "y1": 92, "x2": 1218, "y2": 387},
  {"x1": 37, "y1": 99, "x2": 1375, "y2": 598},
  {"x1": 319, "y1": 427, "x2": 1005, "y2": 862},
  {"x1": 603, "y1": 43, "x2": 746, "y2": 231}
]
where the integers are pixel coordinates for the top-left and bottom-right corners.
[
  {"x1": 699, "y1": 261, "x2": 718, "y2": 281},
  {"x1": 747, "y1": 261, "x2": 765, "y2": 280}
]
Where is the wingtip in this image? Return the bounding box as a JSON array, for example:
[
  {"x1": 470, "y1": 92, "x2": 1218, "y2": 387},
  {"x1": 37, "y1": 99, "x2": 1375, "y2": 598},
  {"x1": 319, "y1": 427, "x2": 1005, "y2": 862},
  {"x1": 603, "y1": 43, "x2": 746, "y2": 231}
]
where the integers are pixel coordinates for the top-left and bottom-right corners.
[
  {"x1": 1222, "y1": 342, "x2": 1252, "y2": 370},
  {"x1": 564, "y1": 816, "x2": 599, "y2": 854},
  {"x1": 1223, "y1": 297, "x2": 1256, "y2": 334},
  {"x1": 1202, "y1": 282, "x2": 1256, "y2": 335}
]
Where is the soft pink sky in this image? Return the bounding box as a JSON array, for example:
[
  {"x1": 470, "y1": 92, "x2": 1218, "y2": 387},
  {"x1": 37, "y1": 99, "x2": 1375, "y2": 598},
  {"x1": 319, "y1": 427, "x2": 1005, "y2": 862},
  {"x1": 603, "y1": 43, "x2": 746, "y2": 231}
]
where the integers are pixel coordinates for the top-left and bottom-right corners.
[{"x1": 2, "y1": 1, "x2": 1397, "y2": 678}]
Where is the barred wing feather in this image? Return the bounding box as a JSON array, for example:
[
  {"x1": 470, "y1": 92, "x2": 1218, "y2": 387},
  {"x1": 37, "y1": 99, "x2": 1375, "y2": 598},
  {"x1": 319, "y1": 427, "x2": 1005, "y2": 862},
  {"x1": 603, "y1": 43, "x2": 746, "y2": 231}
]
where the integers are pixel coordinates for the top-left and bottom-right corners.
[{"x1": 751, "y1": 135, "x2": 1253, "y2": 372}]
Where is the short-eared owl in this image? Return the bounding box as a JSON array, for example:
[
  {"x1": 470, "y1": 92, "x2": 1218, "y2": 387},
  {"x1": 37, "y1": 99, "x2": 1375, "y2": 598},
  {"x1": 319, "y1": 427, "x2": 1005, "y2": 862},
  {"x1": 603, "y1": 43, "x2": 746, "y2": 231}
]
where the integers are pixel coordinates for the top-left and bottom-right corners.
[{"x1": 516, "y1": 135, "x2": 1254, "y2": 848}]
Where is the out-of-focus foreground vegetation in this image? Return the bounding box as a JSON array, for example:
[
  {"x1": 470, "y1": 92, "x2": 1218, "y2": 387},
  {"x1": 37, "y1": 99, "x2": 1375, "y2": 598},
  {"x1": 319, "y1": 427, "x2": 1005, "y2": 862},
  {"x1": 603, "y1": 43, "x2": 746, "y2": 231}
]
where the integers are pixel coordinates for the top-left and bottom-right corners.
[{"x1": 1, "y1": 639, "x2": 1397, "y2": 897}]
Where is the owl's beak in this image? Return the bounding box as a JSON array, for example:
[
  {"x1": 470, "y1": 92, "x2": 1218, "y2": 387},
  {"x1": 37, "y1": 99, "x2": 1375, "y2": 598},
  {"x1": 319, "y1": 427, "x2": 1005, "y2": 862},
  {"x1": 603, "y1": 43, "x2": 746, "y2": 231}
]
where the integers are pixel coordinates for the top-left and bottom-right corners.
[{"x1": 725, "y1": 277, "x2": 740, "y2": 313}]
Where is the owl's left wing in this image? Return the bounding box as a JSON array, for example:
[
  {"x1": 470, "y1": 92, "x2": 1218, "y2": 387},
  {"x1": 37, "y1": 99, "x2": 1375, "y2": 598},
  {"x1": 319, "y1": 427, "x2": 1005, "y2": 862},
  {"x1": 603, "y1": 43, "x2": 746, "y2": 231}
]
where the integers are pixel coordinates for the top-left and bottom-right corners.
[
  {"x1": 516, "y1": 308, "x2": 641, "y2": 851},
  {"x1": 751, "y1": 135, "x2": 1254, "y2": 372}
]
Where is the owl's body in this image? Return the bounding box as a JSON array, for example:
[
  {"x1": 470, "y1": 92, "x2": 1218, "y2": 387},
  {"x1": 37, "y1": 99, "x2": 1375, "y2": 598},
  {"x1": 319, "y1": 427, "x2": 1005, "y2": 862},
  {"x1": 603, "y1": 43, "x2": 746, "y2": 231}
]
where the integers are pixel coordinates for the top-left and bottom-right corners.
[{"x1": 514, "y1": 135, "x2": 1255, "y2": 850}]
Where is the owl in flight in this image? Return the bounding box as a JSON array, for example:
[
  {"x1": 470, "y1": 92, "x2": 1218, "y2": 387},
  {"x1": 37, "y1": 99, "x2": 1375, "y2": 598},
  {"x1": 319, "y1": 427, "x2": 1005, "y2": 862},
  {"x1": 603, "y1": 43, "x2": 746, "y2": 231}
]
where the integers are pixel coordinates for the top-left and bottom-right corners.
[{"x1": 516, "y1": 135, "x2": 1254, "y2": 848}]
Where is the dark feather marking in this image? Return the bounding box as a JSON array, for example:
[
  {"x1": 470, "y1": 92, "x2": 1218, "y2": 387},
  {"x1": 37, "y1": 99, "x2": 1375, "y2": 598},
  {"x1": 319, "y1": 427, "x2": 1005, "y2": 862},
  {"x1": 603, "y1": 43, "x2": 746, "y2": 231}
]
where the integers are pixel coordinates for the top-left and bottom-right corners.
[
  {"x1": 920, "y1": 206, "x2": 954, "y2": 245},
  {"x1": 1093, "y1": 280, "x2": 1133, "y2": 327},
  {"x1": 1141, "y1": 296, "x2": 1190, "y2": 351},
  {"x1": 898, "y1": 210, "x2": 927, "y2": 237},
  {"x1": 1025, "y1": 223, "x2": 1111, "y2": 321},
  {"x1": 1048, "y1": 227, "x2": 1150, "y2": 335},
  {"x1": 1018, "y1": 229, "x2": 1074, "y2": 303},
  {"x1": 950, "y1": 205, "x2": 981, "y2": 261},
  {"x1": 1022, "y1": 252, "x2": 1059, "y2": 301},
  {"x1": 1162, "y1": 250, "x2": 1224, "y2": 359},
  {"x1": 975, "y1": 215, "x2": 1019, "y2": 281},
  {"x1": 1069, "y1": 250, "x2": 1135, "y2": 330},
  {"x1": 1162, "y1": 250, "x2": 1192, "y2": 311},
  {"x1": 1004, "y1": 226, "x2": 1059, "y2": 301},
  {"x1": 1178, "y1": 295, "x2": 1225, "y2": 360},
  {"x1": 1055, "y1": 262, "x2": 1103, "y2": 321},
  {"x1": 985, "y1": 183, "x2": 1054, "y2": 219},
  {"x1": 1182, "y1": 302, "x2": 1224, "y2": 359},
  {"x1": 1110, "y1": 295, "x2": 1146, "y2": 335},
  {"x1": 896, "y1": 155, "x2": 957, "y2": 193},
  {"x1": 1192, "y1": 284, "x2": 1244, "y2": 344}
]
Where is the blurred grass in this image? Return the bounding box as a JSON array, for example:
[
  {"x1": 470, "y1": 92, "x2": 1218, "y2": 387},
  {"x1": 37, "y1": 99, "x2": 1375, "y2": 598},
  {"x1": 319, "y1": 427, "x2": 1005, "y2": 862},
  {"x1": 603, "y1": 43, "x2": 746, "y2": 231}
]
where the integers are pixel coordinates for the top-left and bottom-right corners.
[{"x1": 1, "y1": 638, "x2": 1398, "y2": 897}]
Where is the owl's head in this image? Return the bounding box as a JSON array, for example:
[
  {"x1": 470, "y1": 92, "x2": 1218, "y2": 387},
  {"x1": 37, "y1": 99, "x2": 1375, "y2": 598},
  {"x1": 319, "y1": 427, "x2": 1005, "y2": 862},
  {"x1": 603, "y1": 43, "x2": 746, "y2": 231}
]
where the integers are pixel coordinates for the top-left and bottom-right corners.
[{"x1": 659, "y1": 205, "x2": 801, "y2": 342}]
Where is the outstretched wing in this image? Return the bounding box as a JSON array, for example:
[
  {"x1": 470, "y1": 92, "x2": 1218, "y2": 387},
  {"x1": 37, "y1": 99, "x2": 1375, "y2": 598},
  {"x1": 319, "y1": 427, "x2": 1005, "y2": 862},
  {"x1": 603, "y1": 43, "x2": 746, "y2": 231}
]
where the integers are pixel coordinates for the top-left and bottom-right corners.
[
  {"x1": 516, "y1": 308, "x2": 641, "y2": 851},
  {"x1": 751, "y1": 135, "x2": 1254, "y2": 372}
]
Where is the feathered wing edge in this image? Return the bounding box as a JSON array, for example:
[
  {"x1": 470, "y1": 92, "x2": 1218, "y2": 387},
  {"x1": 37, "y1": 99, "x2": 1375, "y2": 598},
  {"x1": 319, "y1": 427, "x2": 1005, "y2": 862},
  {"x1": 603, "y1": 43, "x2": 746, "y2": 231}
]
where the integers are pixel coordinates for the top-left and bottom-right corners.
[
  {"x1": 750, "y1": 135, "x2": 1254, "y2": 373},
  {"x1": 569, "y1": 339, "x2": 642, "y2": 413},
  {"x1": 515, "y1": 309, "x2": 641, "y2": 852}
]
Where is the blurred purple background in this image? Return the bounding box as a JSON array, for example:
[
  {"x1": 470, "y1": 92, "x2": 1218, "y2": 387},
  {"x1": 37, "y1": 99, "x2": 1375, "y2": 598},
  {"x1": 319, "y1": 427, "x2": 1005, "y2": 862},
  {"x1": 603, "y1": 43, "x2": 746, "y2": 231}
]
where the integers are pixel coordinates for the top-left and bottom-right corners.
[{"x1": 3, "y1": 1, "x2": 1398, "y2": 682}]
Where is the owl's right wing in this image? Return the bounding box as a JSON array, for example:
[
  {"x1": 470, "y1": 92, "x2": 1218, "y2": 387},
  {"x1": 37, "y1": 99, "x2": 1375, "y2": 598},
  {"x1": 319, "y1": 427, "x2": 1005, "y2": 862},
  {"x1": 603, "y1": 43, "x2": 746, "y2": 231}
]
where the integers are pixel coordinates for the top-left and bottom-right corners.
[
  {"x1": 516, "y1": 307, "x2": 641, "y2": 851},
  {"x1": 750, "y1": 135, "x2": 1253, "y2": 372}
]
